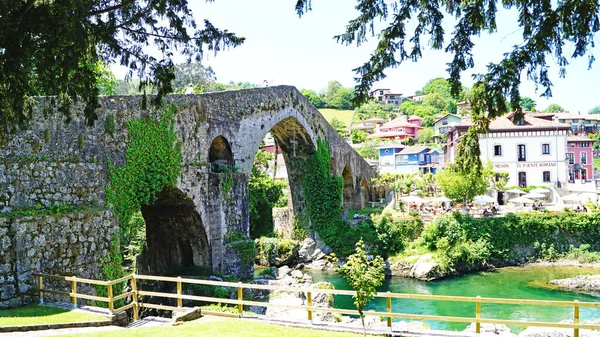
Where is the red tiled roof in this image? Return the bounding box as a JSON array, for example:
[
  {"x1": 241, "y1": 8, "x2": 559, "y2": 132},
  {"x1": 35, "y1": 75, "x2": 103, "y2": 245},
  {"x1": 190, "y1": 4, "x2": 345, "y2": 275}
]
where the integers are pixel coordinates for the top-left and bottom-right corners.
[
  {"x1": 381, "y1": 119, "x2": 423, "y2": 129},
  {"x1": 370, "y1": 131, "x2": 409, "y2": 138}
]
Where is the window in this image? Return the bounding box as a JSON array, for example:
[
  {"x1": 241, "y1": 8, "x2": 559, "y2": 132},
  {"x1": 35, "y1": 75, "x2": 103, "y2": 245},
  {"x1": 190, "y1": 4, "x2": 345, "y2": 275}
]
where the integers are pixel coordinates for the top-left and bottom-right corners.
[
  {"x1": 442, "y1": 119, "x2": 448, "y2": 125},
  {"x1": 582, "y1": 142, "x2": 590, "y2": 147},
  {"x1": 567, "y1": 152, "x2": 574, "y2": 164},
  {"x1": 517, "y1": 144, "x2": 526, "y2": 162},
  {"x1": 494, "y1": 145, "x2": 502, "y2": 156},
  {"x1": 543, "y1": 171, "x2": 551, "y2": 182},
  {"x1": 378, "y1": 97, "x2": 382, "y2": 101},
  {"x1": 384, "y1": 149, "x2": 389, "y2": 155},
  {"x1": 379, "y1": 90, "x2": 383, "y2": 95},
  {"x1": 581, "y1": 152, "x2": 588, "y2": 165},
  {"x1": 541, "y1": 143, "x2": 550, "y2": 155},
  {"x1": 570, "y1": 142, "x2": 576, "y2": 147}
]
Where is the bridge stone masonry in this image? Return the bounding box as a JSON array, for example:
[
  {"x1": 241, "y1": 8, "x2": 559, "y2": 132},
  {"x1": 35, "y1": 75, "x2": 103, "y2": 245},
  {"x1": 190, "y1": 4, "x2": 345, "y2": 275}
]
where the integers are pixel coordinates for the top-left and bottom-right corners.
[{"x1": 0, "y1": 86, "x2": 376, "y2": 307}]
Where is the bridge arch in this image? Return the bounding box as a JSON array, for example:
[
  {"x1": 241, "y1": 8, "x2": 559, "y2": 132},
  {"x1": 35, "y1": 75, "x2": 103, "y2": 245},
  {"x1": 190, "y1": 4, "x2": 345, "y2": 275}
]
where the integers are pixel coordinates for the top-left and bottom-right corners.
[
  {"x1": 342, "y1": 164, "x2": 354, "y2": 208},
  {"x1": 360, "y1": 178, "x2": 370, "y2": 206},
  {"x1": 209, "y1": 136, "x2": 234, "y2": 171}
]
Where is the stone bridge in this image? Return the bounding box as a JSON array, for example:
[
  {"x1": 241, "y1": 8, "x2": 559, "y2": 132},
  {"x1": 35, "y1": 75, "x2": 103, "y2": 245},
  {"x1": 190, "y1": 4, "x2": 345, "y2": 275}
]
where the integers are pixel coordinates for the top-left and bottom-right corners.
[{"x1": 0, "y1": 86, "x2": 376, "y2": 281}]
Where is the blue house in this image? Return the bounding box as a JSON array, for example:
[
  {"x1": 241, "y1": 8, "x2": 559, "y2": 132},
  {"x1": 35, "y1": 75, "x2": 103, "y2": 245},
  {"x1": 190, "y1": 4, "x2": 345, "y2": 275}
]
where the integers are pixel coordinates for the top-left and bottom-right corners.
[{"x1": 378, "y1": 144, "x2": 443, "y2": 174}]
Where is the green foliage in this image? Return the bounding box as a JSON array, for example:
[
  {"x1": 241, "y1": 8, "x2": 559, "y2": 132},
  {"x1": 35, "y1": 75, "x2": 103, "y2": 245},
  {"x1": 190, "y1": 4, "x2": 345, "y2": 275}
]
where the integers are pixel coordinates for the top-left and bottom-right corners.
[
  {"x1": 0, "y1": 1, "x2": 244, "y2": 143},
  {"x1": 256, "y1": 237, "x2": 299, "y2": 265},
  {"x1": 302, "y1": 139, "x2": 349, "y2": 255},
  {"x1": 231, "y1": 240, "x2": 257, "y2": 265},
  {"x1": 122, "y1": 211, "x2": 146, "y2": 267},
  {"x1": 520, "y1": 97, "x2": 537, "y2": 111},
  {"x1": 336, "y1": 239, "x2": 385, "y2": 336},
  {"x1": 369, "y1": 214, "x2": 423, "y2": 257},
  {"x1": 351, "y1": 129, "x2": 368, "y2": 144},
  {"x1": 417, "y1": 128, "x2": 434, "y2": 144},
  {"x1": 355, "y1": 102, "x2": 394, "y2": 120},
  {"x1": 301, "y1": 89, "x2": 326, "y2": 108},
  {"x1": 291, "y1": 213, "x2": 310, "y2": 241},
  {"x1": 249, "y1": 149, "x2": 287, "y2": 238},
  {"x1": 172, "y1": 62, "x2": 218, "y2": 93},
  {"x1": 330, "y1": 118, "x2": 347, "y2": 136},
  {"x1": 543, "y1": 103, "x2": 565, "y2": 113},
  {"x1": 325, "y1": 81, "x2": 354, "y2": 109},
  {"x1": 0, "y1": 203, "x2": 103, "y2": 218},
  {"x1": 104, "y1": 115, "x2": 115, "y2": 136},
  {"x1": 561, "y1": 244, "x2": 600, "y2": 263},
  {"x1": 355, "y1": 137, "x2": 380, "y2": 160},
  {"x1": 106, "y1": 104, "x2": 183, "y2": 228},
  {"x1": 436, "y1": 163, "x2": 488, "y2": 207},
  {"x1": 415, "y1": 212, "x2": 600, "y2": 273},
  {"x1": 96, "y1": 238, "x2": 126, "y2": 309},
  {"x1": 590, "y1": 106, "x2": 600, "y2": 114},
  {"x1": 483, "y1": 161, "x2": 509, "y2": 192}
]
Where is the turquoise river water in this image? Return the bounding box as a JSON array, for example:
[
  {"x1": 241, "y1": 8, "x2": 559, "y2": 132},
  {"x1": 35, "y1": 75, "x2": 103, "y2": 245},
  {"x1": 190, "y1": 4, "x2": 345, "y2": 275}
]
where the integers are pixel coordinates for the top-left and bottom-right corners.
[{"x1": 305, "y1": 266, "x2": 600, "y2": 332}]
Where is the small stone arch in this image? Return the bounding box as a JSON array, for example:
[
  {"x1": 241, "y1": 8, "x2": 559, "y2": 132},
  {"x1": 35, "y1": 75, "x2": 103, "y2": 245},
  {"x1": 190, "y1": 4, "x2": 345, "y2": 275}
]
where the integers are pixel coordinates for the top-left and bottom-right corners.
[
  {"x1": 360, "y1": 178, "x2": 370, "y2": 205},
  {"x1": 342, "y1": 164, "x2": 353, "y2": 207},
  {"x1": 209, "y1": 136, "x2": 234, "y2": 171}
]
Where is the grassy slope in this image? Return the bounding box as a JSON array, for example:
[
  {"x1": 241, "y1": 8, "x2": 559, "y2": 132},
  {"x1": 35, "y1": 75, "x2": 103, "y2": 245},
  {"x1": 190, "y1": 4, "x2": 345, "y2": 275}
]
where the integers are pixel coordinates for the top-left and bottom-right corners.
[
  {"x1": 318, "y1": 109, "x2": 357, "y2": 128},
  {"x1": 0, "y1": 305, "x2": 108, "y2": 327},
  {"x1": 59, "y1": 316, "x2": 368, "y2": 337}
]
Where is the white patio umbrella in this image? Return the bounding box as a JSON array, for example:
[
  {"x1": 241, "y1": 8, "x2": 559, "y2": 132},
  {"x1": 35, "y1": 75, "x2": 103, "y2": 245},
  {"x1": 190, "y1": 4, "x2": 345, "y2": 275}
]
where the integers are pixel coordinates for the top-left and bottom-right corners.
[
  {"x1": 508, "y1": 196, "x2": 535, "y2": 204},
  {"x1": 523, "y1": 192, "x2": 545, "y2": 199},
  {"x1": 530, "y1": 188, "x2": 551, "y2": 194},
  {"x1": 507, "y1": 189, "x2": 526, "y2": 195},
  {"x1": 473, "y1": 195, "x2": 495, "y2": 204},
  {"x1": 401, "y1": 196, "x2": 426, "y2": 204},
  {"x1": 562, "y1": 194, "x2": 589, "y2": 203}
]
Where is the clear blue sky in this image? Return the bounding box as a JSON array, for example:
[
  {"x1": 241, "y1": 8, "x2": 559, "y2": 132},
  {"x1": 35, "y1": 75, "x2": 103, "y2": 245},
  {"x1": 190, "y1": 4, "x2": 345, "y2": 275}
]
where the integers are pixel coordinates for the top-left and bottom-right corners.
[{"x1": 116, "y1": 1, "x2": 600, "y2": 113}]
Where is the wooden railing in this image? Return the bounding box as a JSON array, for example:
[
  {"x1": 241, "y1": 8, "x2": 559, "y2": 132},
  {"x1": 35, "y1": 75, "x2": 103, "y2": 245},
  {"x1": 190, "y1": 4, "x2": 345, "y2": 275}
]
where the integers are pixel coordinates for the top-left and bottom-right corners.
[{"x1": 33, "y1": 273, "x2": 600, "y2": 336}]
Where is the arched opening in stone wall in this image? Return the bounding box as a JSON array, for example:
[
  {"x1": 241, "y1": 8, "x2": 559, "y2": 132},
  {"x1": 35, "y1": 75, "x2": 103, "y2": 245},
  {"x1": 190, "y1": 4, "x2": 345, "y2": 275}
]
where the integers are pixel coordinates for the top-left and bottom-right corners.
[
  {"x1": 138, "y1": 185, "x2": 211, "y2": 275},
  {"x1": 360, "y1": 178, "x2": 370, "y2": 204},
  {"x1": 250, "y1": 117, "x2": 315, "y2": 239},
  {"x1": 342, "y1": 164, "x2": 354, "y2": 208},
  {"x1": 209, "y1": 136, "x2": 234, "y2": 172}
]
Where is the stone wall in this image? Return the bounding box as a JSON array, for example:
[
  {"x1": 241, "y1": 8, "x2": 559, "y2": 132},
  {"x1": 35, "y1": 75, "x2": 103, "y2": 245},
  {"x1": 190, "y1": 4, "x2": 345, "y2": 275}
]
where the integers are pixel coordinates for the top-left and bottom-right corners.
[
  {"x1": 0, "y1": 160, "x2": 105, "y2": 211},
  {"x1": 0, "y1": 211, "x2": 118, "y2": 308},
  {"x1": 273, "y1": 207, "x2": 293, "y2": 239}
]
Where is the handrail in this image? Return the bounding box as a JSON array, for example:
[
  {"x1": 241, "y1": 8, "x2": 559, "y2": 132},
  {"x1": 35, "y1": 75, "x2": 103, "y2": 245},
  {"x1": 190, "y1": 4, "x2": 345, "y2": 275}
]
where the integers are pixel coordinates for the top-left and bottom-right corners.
[{"x1": 33, "y1": 272, "x2": 600, "y2": 336}]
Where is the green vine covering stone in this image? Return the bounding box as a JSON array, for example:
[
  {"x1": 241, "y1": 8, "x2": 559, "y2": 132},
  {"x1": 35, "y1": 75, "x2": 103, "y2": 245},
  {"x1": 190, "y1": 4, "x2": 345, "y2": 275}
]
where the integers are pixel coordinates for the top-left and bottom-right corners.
[
  {"x1": 232, "y1": 240, "x2": 257, "y2": 265},
  {"x1": 106, "y1": 104, "x2": 182, "y2": 229},
  {"x1": 302, "y1": 138, "x2": 350, "y2": 255}
]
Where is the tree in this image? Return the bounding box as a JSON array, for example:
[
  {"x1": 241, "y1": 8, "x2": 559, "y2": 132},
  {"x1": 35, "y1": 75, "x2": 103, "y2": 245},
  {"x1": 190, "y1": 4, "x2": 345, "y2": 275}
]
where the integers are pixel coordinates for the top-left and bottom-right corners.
[
  {"x1": 336, "y1": 239, "x2": 385, "y2": 337},
  {"x1": 417, "y1": 128, "x2": 435, "y2": 144},
  {"x1": 0, "y1": 1, "x2": 244, "y2": 142},
  {"x1": 356, "y1": 137, "x2": 381, "y2": 159},
  {"x1": 330, "y1": 118, "x2": 347, "y2": 136},
  {"x1": 422, "y1": 92, "x2": 448, "y2": 112},
  {"x1": 590, "y1": 106, "x2": 600, "y2": 114},
  {"x1": 436, "y1": 163, "x2": 488, "y2": 213},
  {"x1": 172, "y1": 62, "x2": 217, "y2": 93},
  {"x1": 351, "y1": 129, "x2": 368, "y2": 144},
  {"x1": 483, "y1": 161, "x2": 509, "y2": 193},
  {"x1": 543, "y1": 104, "x2": 565, "y2": 113},
  {"x1": 355, "y1": 102, "x2": 393, "y2": 120},
  {"x1": 421, "y1": 115, "x2": 435, "y2": 128},
  {"x1": 301, "y1": 89, "x2": 326, "y2": 108},
  {"x1": 520, "y1": 97, "x2": 537, "y2": 111}
]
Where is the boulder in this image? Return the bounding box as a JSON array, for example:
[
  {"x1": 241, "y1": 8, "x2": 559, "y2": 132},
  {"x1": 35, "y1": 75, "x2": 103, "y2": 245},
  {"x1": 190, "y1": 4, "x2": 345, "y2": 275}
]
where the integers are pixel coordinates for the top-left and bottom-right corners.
[
  {"x1": 548, "y1": 275, "x2": 600, "y2": 293},
  {"x1": 172, "y1": 308, "x2": 202, "y2": 324},
  {"x1": 290, "y1": 270, "x2": 303, "y2": 279},
  {"x1": 276, "y1": 265, "x2": 292, "y2": 278}
]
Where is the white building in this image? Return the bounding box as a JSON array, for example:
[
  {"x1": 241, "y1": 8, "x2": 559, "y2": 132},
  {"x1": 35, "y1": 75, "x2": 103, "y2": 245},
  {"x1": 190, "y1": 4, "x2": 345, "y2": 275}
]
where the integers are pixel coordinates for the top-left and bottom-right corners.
[
  {"x1": 447, "y1": 114, "x2": 570, "y2": 188},
  {"x1": 370, "y1": 88, "x2": 403, "y2": 106}
]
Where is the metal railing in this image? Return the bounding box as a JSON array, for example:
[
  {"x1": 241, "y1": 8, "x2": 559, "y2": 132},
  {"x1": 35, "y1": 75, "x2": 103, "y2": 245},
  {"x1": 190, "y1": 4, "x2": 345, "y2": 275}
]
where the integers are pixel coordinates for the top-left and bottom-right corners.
[{"x1": 33, "y1": 273, "x2": 600, "y2": 336}]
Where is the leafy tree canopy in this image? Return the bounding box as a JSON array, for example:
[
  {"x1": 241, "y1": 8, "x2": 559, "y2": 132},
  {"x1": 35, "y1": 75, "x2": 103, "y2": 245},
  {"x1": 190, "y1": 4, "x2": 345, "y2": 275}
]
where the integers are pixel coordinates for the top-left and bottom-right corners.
[
  {"x1": 590, "y1": 106, "x2": 600, "y2": 114},
  {"x1": 0, "y1": 0, "x2": 244, "y2": 142},
  {"x1": 544, "y1": 103, "x2": 566, "y2": 113},
  {"x1": 520, "y1": 97, "x2": 537, "y2": 112}
]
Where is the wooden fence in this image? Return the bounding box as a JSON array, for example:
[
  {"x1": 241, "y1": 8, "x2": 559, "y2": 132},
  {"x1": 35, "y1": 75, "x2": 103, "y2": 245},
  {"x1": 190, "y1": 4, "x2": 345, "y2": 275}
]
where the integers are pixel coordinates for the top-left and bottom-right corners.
[{"x1": 33, "y1": 273, "x2": 600, "y2": 336}]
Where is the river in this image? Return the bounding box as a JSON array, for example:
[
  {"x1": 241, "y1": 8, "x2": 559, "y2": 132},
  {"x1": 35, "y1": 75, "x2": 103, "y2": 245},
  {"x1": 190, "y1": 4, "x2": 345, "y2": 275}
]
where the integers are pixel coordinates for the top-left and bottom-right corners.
[{"x1": 306, "y1": 266, "x2": 600, "y2": 332}]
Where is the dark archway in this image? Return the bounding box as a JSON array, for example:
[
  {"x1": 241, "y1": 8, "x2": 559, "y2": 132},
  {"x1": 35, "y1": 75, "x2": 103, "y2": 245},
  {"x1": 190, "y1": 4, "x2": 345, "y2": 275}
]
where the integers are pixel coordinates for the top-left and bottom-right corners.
[
  {"x1": 330, "y1": 157, "x2": 336, "y2": 176},
  {"x1": 360, "y1": 178, "x2": 370, "y2": 204},
  {"x1": 209, "y1": 136, "x2": 234, "y2": 171},
  {"x1": 342, "y1": 164, "x2": 354, "y2": 208},
  {"x1": 137, "y1": 186, "x2": 211, "y2": 275}
]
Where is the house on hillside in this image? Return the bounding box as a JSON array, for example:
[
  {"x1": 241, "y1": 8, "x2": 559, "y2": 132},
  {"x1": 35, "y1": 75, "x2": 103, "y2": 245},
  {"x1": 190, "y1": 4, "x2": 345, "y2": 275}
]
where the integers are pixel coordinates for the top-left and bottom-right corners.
[
  {"x1": 407, "y1": 94, "x2": 427, "y2": 101},
  {"x1": 433, "y1": 114, "x2": 462, "y2": 137},
  {"x1": 378, "y1": 144, "x2": 443, "y2": 175},
  {"x1": 350, "y1": 117, "x2": 386, "y2": 134},
  {"x1": 370, "y1": 115, "x2": 423, "y2": 141},
  {"x1": 567, "y1": 136, "x2": 593, "y2": 183},
  {"x1": 370, "y1": 89, "x2": 403, "y2": 106},
  {"x1": 532, "y1": 112, "x2": 600, "y2": 135}
]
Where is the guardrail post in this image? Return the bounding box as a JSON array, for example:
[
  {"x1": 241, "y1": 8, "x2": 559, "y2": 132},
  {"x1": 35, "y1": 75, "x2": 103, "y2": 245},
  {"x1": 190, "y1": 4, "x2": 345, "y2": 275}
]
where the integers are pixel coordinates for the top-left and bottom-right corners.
[
  {"x1": 71, "y1": 277, "x2": 77, "y2": 309},
  {"x1": 307, "y1": 291, "x2": 313, "y2": 323},
  {"x1": 177, "y1": 277, "x2": 182, "y2": 308},
  {"x1": 237, "y1": 282, "x2": 243, "y2": 318},
  {"x1": 38, "y1": 275, "x2": 44, "y2": 304},
  {"x1": 475, "y1": 295, "x2": 481, "y2": 334},
  {"x1": 386, "y1": 291, "x2": 392, "y2": 328},
  {"x1": 107, "y1": 283, "x2": 114, "y2": 312},
  {"x1": 131, "y1": 275, "x2": 139, "y2": 321},
  {"x1": 574, "y1": 300, "x2": 580, "y2": 337}
]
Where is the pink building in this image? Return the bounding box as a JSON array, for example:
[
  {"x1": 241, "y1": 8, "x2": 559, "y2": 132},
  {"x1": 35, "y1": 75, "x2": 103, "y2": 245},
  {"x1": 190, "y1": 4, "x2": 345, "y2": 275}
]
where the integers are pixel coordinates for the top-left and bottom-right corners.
[
  {"x1": 370, "y1": 115, "x2": 423, "y2": 141},
  {"x1": 567, "y1": 136, "x2": 593, "y2": 182}
]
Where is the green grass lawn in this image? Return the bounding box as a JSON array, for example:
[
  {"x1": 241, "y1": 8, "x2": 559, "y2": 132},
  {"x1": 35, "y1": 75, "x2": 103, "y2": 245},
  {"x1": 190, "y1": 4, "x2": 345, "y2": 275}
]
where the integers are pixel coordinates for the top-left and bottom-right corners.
[
  {"x1": 0, "y1": 305, "x2": 109, "y2": 327},
  {"x1": 318, "y1": 109, "x2": 357, "y2": 128},
  {"x1": 58, "y1": 316, "x2": 369, "y2": 337}
]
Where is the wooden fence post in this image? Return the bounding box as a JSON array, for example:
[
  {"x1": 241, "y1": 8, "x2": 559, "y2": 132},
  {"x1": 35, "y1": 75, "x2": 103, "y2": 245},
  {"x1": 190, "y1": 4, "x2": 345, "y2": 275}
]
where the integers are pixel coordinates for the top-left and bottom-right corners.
[
  {"x1": 107, "y1": 283, "x2": 114, "y2": 312},
  {"x1": 476, "y1": 295, "x2": 481, "y2": 334},
  {"x1": 131, "y1": 275, "x2": 139, "y2": 321},
  {"x1": 177, "y1": 277, "x2": 182, "y2": 308},
  {"x1": 386, "y1": 291, "x2": 392, "y2": 328},
  {"x1": 574, "y1": 300, "x2": 580, "y2": 337},
  {"x1": 307, "y1": 291, "x2": 313, "y2": 322},
  {"x1": 237, "y1": 282, "x2": 243, "y2": 317},
  {"x1": 38, "y1": 275, "x2": 44, "y2": 305},
  {"x1": 71, "y1": 277, "x2": 77, "y2": 309}
]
